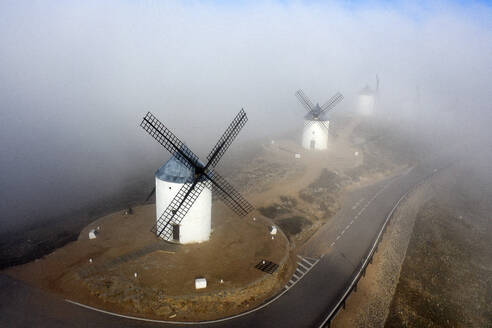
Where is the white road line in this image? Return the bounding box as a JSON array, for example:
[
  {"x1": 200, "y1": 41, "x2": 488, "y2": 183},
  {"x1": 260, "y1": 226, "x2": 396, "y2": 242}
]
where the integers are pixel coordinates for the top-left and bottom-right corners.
[
  {"x1": 284, "y1": 256, "x2": 321, "y2": 291},
  {"x1": 297, "y1": 261, "x2": 310, "y2": 271},
  {"x1": 345, "y1": 224, "x2": 350, "y2": 230},
  {"x1": 350, "y1": 220, "x2": 354, "y2": 225},
  {"x1": 336, "y1": 235, "x2": 341, "y2": 240},
  {"x1": 300, "y1": 258, "x2": 312, "y2": 266}
]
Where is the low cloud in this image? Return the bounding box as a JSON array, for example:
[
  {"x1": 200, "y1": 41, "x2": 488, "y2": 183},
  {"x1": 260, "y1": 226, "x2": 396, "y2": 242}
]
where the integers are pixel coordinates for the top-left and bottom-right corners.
[{"x1": 1, "y1": 1, "x2": 491, "y2": 231}]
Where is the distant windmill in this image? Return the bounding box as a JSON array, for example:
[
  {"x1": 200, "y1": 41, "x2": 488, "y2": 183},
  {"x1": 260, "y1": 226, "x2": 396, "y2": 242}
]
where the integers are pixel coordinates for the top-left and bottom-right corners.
[
  {"x1": 140, "y1": 109, "x2": 254, "y2": 244},
  {"x1": 295, "y1": 89, "x2": 344, "y2": 150},
  {"x1": 357, "y1": 75, "x2": 379, "y2": 116}
]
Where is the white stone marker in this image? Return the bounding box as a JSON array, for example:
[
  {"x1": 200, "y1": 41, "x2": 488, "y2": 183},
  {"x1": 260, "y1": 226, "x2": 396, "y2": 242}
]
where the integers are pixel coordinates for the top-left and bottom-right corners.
[
  {"x1": 195, "y1": 278, "x2": 207, "y2": 289},
  {"x1": 88, "y1": 229, "x2": 97, "y2": 239}
]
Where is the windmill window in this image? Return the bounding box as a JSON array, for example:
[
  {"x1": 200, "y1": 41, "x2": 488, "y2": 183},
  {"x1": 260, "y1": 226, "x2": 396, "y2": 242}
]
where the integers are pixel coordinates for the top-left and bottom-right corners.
[{"x1": 169, "y1": 187, "x2": 172, "y2": 190}]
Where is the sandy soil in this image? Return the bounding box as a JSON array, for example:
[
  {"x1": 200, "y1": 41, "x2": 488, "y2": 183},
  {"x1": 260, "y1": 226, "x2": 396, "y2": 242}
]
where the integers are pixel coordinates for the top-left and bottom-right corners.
[
  {"x1": 6, "y1": 202, "x2": 292, "y2": 321},
  {"x1": 240, "y1": 115, "x2": 369, "y2": 247}
]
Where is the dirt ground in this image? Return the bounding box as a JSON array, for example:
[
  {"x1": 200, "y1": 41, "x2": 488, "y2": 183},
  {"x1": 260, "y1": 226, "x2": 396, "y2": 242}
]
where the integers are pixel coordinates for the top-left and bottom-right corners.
[
  {"x1": 4, "y1": 113, "x2": 414, "y2": 322},
  {"x1": 385, "y1": 162, "x2": 492, "y2": 328},
  {"x1": 6, "y1": 202, "x2": 291, "y2": 321}
]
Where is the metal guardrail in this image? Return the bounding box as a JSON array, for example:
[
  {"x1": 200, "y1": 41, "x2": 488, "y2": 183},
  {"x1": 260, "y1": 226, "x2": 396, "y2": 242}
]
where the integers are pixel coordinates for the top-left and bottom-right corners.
[{"x1": 318, "y1": 164, "x2": 453, "y2": 328}]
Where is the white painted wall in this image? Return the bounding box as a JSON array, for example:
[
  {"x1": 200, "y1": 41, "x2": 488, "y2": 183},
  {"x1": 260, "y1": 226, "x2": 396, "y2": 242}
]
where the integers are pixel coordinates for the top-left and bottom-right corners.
[
  {"x1": 357, "y1": 94, "x2": 375, "y2": 116},
  {"x1": 155, "y1": 177, "x2": 212, "y2": 244},
  {"x1": 302, "y1": 120, "x2": 329, "y2": 150}
]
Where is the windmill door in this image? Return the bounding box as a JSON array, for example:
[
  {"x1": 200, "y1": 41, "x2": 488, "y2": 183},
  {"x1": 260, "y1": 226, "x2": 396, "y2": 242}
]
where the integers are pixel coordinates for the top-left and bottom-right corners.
[
  {"x1": 172, "y1": 224, "x2": 180, "y2": 241},
  {"x1": 310, "y1": 140, "x2": 315, "y2": 149}
]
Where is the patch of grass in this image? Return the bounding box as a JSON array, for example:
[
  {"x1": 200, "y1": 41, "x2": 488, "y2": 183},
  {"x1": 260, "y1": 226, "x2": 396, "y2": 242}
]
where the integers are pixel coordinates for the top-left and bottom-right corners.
[
  {"x1": 258, "y1": 204, "x2": 290, "y2": 219},
  {"x1": 299, "y1": 169, "x2": 343, "y2": 204},
  {"x1": 276, "y1": 216, "x2": 312, "y2": 236},
  {"x1": 311, "y1": 169, "x2": 342, "y2": 190}
]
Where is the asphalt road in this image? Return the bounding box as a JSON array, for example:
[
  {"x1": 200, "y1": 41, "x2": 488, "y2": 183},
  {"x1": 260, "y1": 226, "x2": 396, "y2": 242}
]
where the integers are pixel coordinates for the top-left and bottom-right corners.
[{"x1": 0, "y1": 155, "x2": 454, "y2": 328}]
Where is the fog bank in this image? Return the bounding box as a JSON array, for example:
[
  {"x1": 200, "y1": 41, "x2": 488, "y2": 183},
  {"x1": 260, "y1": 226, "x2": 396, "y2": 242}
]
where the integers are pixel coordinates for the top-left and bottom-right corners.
[{"x1": 1, "y1": 1, "x2": 491, "y2": 231}]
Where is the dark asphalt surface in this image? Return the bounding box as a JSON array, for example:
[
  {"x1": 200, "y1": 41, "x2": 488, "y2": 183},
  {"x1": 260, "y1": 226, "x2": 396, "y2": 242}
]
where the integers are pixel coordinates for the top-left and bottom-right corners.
[{"x1": 0, "y1": 154, "x2": 454, "y2": 328}]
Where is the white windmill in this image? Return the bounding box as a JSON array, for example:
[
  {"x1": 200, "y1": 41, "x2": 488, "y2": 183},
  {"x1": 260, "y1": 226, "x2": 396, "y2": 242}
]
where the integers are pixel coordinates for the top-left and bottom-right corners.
[
  {"x1": 154, "y1": 157, "x2": 212, "y2": 243},
  {"x1": 357, "y1": 75, "x2": 379, "y2": 116},
  {"x1": 295, "y1": 89, "x2": 344, "y2": 150},
  {"x1": 140, "y1": 110, "x2": 254, "y2": 244}
]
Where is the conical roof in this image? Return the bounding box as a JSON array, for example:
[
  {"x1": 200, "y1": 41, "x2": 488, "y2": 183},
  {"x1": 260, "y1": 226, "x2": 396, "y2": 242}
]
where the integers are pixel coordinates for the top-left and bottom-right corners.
[
  {"x1": 359, "y1": 84, "x2": 374, "y2": 96},
  {"x1": 155, "y1": 156, "x2": 193, "y2": 183}
]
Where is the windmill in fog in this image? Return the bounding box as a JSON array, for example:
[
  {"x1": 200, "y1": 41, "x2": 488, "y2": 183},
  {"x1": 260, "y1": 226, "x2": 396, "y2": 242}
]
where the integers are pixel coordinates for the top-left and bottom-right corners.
[
  {"x1": 357, "y1": 75, "x2": 379, "y2": 116},
  {"x1": 295, "y1": 89, "x2": 344, "y2": 150},
  {"x1": 140, "y1": 110, "x2": 254, "y2": 244}
]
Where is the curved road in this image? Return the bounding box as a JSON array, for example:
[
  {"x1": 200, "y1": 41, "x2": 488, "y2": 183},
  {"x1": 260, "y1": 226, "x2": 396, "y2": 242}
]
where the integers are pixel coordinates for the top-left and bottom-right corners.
[{"x1": 0, "y1": 153, "x2": 456, "y2": 328}]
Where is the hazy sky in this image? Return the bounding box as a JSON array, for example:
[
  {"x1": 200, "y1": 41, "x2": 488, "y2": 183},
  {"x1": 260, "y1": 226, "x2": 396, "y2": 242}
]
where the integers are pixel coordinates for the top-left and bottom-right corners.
[{"x1": 1, "y1": 1, "x2": 491, "y2": 231}]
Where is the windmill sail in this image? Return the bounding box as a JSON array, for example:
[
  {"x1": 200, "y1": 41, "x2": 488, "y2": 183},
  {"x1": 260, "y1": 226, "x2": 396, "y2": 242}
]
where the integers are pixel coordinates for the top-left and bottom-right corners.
[
  {"x1": 320, "y1": 92, "x2": 344, "y2": 114},
  {"x1": 205, "y1": 171, "x2": 254, "y2": 216},
  {"x1": 141, "y1": 109, "x2": 254, "y2": 240},
  {"x1": 140, "y1": 112, "x2": 201, "y2": 170},
  {"x1": 295, "y1": 89, "x2": 315, "y2": 112},
  {"x1": 152, "y1": 179, "x2": 206, "y2": 238},
  {"x1": 206, "y1": 108, "x2": 248, "y2": 169},
  {"x1": 144, "y1": 187, "x2": 155, "y2": 203}
]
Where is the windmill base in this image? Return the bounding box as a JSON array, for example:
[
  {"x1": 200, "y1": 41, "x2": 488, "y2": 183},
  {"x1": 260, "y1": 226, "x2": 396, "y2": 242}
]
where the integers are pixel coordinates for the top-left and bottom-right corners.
[
  {"x1": 302, "y1": 120, "x2": 329, "y2": 150},
  {"x1": 155, "y1": 179, "x2": 212, "y2": 244}
]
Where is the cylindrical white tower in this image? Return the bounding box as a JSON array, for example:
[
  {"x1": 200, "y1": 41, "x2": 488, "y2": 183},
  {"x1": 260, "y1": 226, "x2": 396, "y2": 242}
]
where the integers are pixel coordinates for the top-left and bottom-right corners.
[
  {"x1": 357, "y1": 85, "x2": 375, "y2": 116},
  {"x1": 155, "y1": 157, "x2": 212, "y2": 244},
  {"x1": 302, "y1": 120, "x2": 329, "y2": 150}
]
